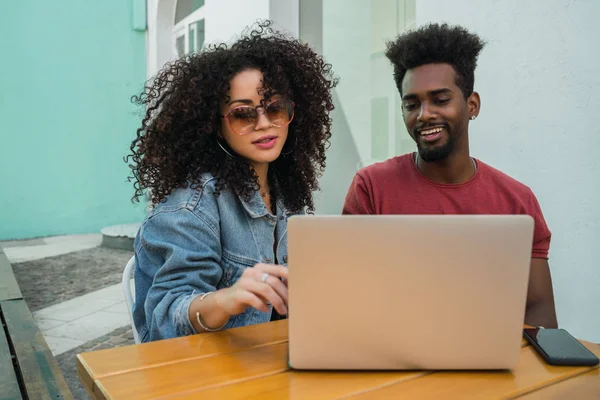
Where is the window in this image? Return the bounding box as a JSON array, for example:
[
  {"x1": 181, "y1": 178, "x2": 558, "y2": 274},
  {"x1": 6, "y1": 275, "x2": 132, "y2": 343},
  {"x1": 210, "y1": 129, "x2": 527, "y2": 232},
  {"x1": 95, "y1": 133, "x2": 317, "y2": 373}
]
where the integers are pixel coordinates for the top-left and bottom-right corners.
[
  {"x1": 173, "y1": 0, "x2": 206, "y2": 57},
  {"x1": 319, "y1": 0, "x2": 416, "y2": 167},
  {"x1": 174, "y1": 0, "x2": 204, "y2": 24}
]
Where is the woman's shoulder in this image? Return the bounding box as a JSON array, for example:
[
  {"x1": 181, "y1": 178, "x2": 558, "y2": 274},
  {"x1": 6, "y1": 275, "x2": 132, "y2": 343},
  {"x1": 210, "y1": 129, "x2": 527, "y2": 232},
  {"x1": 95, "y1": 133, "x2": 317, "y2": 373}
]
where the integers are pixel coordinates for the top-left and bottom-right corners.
[
  {"x1": 135, "y1": 174, "x2": 224, "y2": 256},
  {"x1": 149, "y1": 173, "x2": 220, "y2": 216}
]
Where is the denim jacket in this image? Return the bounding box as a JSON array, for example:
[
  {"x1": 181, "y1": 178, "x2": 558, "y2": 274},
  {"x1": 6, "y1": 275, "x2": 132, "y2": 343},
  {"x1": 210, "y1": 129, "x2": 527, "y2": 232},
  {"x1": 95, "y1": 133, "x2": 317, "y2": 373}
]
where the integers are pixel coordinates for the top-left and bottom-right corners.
[{"x1": 132, "y1": 174, "x2": 293, "y2": 342}]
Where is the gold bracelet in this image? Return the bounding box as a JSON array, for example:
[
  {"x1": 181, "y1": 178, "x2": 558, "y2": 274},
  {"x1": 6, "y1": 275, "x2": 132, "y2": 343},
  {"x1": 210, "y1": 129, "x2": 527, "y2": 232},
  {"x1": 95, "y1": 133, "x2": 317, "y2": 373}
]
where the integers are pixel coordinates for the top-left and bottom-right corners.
[{"x1": 195, "y1": 292, "x2": 227, "y2": 332}]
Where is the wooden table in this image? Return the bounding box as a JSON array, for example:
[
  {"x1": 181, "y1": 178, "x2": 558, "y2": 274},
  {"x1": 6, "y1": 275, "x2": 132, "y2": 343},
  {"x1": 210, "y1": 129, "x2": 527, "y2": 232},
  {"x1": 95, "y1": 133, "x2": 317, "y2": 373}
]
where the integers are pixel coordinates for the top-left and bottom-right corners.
[{"x1": 77, "y1": 320, "x2": 600, "y2": 399}]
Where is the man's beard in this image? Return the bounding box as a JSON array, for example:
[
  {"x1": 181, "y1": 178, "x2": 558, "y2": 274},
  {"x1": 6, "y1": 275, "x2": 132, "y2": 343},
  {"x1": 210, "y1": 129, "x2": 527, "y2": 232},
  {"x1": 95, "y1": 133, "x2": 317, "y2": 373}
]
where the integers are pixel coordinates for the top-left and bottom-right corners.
[{"x1": 417, "y1": 135, "x2": 455, "y2": 162}]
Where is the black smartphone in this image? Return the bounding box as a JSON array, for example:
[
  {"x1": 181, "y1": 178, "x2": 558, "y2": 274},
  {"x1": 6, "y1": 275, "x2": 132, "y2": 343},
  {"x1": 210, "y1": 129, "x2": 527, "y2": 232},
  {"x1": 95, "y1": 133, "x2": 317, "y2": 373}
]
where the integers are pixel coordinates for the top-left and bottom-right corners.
[{"x1": 523, "y1": 328, "x2": 599, "y2": 366}]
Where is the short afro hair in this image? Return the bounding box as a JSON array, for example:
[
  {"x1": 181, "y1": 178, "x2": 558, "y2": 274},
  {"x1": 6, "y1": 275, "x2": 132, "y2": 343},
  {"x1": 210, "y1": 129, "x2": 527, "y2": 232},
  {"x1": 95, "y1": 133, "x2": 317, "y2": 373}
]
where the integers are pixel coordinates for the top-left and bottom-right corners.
[{"x1": 385, "y1": 23, "x2": 485, "y2": 98}]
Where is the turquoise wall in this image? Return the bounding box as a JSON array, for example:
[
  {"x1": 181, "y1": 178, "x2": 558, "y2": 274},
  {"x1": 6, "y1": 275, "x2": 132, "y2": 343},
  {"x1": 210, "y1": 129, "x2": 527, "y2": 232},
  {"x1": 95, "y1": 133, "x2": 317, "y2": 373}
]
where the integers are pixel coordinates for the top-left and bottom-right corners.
[{"x1": 0, "y1": 1, "x2": 147, "y2": 240}]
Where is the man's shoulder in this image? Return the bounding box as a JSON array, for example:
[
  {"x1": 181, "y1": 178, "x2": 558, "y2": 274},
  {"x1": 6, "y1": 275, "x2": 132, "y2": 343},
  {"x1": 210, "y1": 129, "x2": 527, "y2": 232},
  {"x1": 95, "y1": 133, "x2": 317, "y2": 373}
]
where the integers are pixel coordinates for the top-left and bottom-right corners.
[
  {"x1": 478, "y1": 160, "x2": 535, "y2": 197},
  {"x1": 357, "y1": 153, "x2": 414, "y2": 182}
]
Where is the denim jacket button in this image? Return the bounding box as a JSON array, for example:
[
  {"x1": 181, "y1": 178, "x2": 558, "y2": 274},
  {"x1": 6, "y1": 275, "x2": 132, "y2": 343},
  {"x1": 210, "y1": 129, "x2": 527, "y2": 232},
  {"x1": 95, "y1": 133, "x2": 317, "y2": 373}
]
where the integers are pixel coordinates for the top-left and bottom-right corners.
[
  {"x1": 283, "y1": 255, "x2": 288, "y2": 263},
  {"x1": 264, "y1": 258, "x2": 272, "y2": 263}
]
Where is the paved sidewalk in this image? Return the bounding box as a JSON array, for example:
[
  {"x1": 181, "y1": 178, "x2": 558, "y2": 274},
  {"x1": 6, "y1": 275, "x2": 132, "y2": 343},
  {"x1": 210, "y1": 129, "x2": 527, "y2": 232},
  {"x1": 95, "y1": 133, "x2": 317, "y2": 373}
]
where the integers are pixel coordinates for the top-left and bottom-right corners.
[
  {"x1": 34, "y1": 284, "x2": 132, "y2": 355},
  {"x1": 56, "y1": 326, "x2": 135, "y2": 399},
  {"x1": 10, "y1": 245, "x2": 133, "y2": 312},
  {"x1": 2, "y1": 233, "x2": 102, "y2": 263}
]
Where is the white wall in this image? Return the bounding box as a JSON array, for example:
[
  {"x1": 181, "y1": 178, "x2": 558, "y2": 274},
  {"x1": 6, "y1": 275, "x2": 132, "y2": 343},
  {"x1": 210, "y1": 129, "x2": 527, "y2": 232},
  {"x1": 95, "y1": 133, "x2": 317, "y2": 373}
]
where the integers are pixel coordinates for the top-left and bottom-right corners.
[
  {"x1": 416, "y1": 0, "x2": 600, "y2": 341},
  {"x1": 204, "y1": 0, "x2": 269, "y2": 45},
  {"x1": 147, "y1": 0, "x2": 177, "y2": 77},
  {"x1": 322, "y1": 0, "x2": 372, "y2": 163},
  {"x1": 270, "y1": 0, "x2": 299, "y2": 38}
]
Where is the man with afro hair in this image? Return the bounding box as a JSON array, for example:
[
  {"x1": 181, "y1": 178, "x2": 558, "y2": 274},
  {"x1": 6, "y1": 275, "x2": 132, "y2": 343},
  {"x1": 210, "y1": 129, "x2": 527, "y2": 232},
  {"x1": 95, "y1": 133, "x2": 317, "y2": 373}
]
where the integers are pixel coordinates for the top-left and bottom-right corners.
[{"x1": 343, "y1": 23, "x2": 557, "y2": 329}]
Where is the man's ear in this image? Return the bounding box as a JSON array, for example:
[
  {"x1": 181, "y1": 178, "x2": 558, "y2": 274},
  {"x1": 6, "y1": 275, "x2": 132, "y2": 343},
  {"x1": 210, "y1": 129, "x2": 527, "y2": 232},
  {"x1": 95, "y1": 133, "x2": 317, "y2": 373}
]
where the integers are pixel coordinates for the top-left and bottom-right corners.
[{"x1": 468, "y1": 91, "x2": 481, "y2": 119}]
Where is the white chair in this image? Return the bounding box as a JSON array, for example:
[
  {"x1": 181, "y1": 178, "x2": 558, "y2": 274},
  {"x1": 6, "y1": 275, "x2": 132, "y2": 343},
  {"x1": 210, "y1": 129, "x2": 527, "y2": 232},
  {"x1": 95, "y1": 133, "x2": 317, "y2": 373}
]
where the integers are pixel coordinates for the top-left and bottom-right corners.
[{"x1": 122, "y1": 255, "x2": 141, "y2": 344}]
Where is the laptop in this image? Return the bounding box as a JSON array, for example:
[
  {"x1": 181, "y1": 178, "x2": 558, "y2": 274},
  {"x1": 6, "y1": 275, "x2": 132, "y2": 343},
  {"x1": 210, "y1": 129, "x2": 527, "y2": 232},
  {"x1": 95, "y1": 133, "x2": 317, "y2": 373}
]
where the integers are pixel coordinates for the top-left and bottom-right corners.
[{"x1": 287, "y1": 214, "x2": 534, "y2": 370}]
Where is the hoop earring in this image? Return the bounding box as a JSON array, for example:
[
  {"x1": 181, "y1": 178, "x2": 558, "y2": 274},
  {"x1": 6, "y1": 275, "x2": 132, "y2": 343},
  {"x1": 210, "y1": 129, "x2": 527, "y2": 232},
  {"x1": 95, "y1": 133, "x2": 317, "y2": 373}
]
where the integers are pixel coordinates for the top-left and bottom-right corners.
[
  {"x1": 216, "y1": 138, "x2": 237, "y2": 158},
  {"x1": 280, "y1": 137, "x2": 297, "y2": 156}
]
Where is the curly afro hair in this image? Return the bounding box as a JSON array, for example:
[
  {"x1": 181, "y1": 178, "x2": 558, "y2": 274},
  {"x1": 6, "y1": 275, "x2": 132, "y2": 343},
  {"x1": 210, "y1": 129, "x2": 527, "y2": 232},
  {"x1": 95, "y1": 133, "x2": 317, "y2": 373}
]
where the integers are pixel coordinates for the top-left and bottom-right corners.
[
  {"x1": 385, "y1": 23, "x2": 485, "y2": 98},
  {"x1": 126, "y1": 20, "x2": 338, "y2": 213}
]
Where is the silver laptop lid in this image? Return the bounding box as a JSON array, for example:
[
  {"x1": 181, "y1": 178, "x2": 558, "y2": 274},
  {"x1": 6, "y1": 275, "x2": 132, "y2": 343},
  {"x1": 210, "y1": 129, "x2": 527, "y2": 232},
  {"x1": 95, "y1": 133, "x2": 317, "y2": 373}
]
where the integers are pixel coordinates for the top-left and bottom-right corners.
[{"x1": 287, "y1": 215, "x2": 533, "y2": 370}]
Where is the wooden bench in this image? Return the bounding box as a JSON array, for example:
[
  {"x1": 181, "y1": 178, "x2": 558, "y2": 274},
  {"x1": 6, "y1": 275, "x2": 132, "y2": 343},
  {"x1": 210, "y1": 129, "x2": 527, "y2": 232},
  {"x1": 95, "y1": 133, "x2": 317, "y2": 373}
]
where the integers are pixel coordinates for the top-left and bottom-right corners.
[{"x1": 0, "y1": 246, "x2": 73, "y2": 399}]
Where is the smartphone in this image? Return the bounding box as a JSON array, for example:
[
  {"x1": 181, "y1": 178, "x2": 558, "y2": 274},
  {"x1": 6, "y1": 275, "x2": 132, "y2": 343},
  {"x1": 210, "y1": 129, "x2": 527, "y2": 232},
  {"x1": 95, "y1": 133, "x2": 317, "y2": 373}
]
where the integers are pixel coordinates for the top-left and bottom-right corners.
[{"x1": 523, "y1": 328, "x2": 599, "y2": 366}]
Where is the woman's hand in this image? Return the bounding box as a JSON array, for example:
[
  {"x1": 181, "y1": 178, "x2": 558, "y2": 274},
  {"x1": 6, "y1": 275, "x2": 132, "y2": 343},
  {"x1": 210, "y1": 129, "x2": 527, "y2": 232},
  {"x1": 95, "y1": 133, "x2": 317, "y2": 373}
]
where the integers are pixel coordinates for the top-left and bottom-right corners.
[{"x1": 216, "y1": 263, "x2": 289, "y2": 316}]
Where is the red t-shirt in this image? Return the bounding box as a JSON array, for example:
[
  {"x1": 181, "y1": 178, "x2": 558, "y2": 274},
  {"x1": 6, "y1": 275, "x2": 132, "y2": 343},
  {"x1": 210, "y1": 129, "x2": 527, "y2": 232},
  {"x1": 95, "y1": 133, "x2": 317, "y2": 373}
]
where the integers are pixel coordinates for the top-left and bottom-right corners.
[{"x1": 342, "y1": 153, "x2": 551, "y2": 259}]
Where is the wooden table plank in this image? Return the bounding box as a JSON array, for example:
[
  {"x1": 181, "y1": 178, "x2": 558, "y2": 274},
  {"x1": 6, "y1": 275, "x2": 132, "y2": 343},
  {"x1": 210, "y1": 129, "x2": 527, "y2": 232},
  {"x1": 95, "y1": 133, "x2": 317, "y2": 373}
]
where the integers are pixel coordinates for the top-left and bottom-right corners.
[
  {"x1": 0, "y1": 306, "x2": 23, "y2": 400},
  {"x1": 167, "y1": 338, "x2": 531, "y2": 400},
  {"x1": 0, "y1": 250, "x2": 22, "y2": 301},
  {"x1": 517, "y1": 368, "x2": 600, "y2": 399},
  {"x1": 95, "y1": 342, "x2": 290, "y2": 400},
  {"x1": 2, "y1": 299, "x2": 73, "y2": 400},
  {"x1": 344, "y1": 342, "x2": 600, "y2": 399},
  {"x1": 76, "y1": 319, "x2": 288, "y2": 394},
  {"x1": 171, "y1": 370, "x2": 431, "y2": 400}
]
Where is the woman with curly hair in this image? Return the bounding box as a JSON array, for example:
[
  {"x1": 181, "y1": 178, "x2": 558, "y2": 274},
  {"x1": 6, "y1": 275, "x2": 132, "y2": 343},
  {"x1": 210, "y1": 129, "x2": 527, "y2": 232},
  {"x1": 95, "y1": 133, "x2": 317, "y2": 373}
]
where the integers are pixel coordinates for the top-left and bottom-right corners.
[{"x1": 126, "y1": 21, "x2": 337, "y2": 342}]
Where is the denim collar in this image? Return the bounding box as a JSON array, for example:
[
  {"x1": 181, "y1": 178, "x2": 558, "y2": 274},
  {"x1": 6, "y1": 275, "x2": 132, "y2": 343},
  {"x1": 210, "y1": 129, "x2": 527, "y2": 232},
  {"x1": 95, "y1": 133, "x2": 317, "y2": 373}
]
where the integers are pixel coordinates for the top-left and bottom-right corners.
[
  {"x1": 238, "y1": 188, "x2": 290, "y2": 220},
  {"x1": 198, "y1": 172, "x2": 290, "y2": 219}
]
